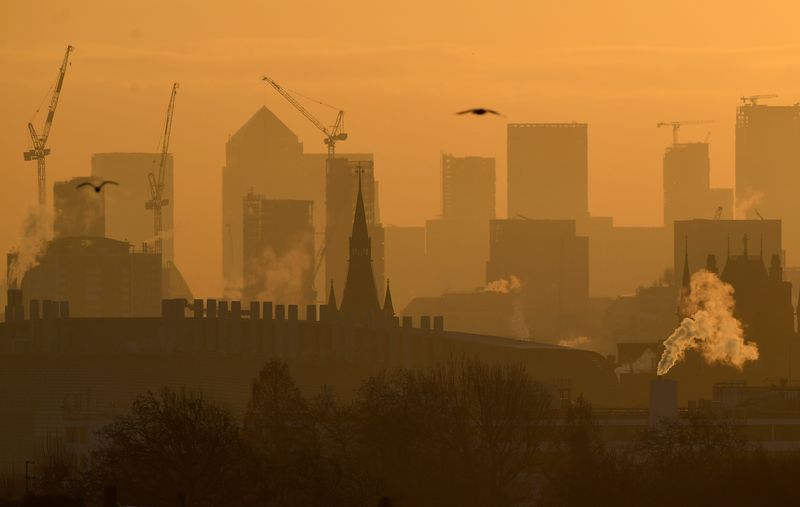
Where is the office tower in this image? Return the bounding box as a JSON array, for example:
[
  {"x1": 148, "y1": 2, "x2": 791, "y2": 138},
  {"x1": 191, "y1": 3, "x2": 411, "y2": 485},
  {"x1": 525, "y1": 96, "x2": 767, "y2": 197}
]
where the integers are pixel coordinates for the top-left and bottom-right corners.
[
  {"x1": 242, "y1": 193, "x2": 315, "y2": 305},
  {"x1": 736, "y1": 102, "x2": 800, "y2": 263},
  {"x1": 222, "y1": 106, "x2": 373, "y2": 299},
  {"x1": 53, "y1": 176, "x2": 105, "y2": 238},
  {"x1": 663, "y1": 142, "x2": 733, "y2": 224},
  {"x1": 442, "y1": 154, "x2": 495, "y2": 221},
  {"x1": 507, "y1": 123, "x2": 588, "y2": 220},
  {"x1": 425, "y1": 218, "x2": 488, "y2": 294},
  {"x1": 326, "y1": 158, "x2": 383, "y2": 301},
  {"x1": 91, "y1": 153, "x2": 174, "y2": 265},
  {"x1": 674, "y1": 219, "x2": 782, "y2": 285},
  {"x1": 384, "y1": 226, "x2": 428, "y2": 310},
  {"x1": 20, "y1": 237, "x2": 161, "y2": 317},
  {"x1": 486, "y1": 219, "x2": 589, "y2": 340}
]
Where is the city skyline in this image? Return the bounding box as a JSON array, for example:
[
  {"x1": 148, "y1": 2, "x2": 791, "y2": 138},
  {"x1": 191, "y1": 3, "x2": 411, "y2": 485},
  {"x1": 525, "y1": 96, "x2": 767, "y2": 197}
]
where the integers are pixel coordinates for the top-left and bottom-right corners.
[{"x1": 5, "y1": 2, "x2": 800, "y2": 296}]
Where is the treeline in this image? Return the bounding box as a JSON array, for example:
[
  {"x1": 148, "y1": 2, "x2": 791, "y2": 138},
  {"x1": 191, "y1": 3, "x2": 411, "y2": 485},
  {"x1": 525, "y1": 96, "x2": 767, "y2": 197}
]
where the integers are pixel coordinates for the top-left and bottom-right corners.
[{"x1": 7, "y1": 359, "x2": 800, "y2": 506}]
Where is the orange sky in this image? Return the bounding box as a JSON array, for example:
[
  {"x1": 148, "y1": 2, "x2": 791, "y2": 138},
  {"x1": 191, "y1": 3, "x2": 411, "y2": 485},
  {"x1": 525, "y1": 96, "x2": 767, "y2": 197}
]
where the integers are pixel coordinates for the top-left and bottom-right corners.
[{"x1": 3, "y1": 0, "x2": 800, "y2": 296}]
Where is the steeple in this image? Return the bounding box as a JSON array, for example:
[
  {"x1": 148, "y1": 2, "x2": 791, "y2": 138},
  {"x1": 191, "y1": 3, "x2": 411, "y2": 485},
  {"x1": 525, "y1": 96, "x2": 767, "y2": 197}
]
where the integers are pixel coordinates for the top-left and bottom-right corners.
[
  {"x1": 327, "y1": 279, "x2": 337, "y2": 311},
  {"x1": 340, "y1": 166, "x2": 381, "y2": 325},
  {"x1": 681, "y1": 235, "x2": 690, "y2": 289},
  {"x1": 383, "y1": 278, "x2": 395, "y2": 317}
]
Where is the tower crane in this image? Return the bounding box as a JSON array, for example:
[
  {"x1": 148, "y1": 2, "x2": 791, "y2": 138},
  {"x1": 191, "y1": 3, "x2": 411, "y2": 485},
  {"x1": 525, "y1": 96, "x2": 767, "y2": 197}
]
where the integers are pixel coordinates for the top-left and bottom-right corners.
[
  {"x1": 145, "y1": 82, "x2": 179, "y2": 259},
  {"x1": 656, "y1": 120, "x2": 714, "y2": 145},
  {"x1": 262, "y1": 76, "x2": 347, "y2": 161},
  {"x1": 740, "y1": 94, "x2": 777, "y2": 106},
  {"x1": 262, "y1": 76, "x2": 349, "y2": 294},
  {"x1": 24, "y1": 45, "x2": 74, "y2": 208}
]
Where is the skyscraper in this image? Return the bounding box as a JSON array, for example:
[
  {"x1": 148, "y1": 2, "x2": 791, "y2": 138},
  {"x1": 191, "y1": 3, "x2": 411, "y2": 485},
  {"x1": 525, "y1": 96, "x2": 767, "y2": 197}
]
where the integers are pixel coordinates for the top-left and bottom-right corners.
[
  {"x1": 91, "y1": 153, "x2": 174, "y2": 264},
  {"x1": 242, "y1": 193, "x2": 315, "y2": 305},
  {"x1": 53, "y1": 176, "x2": 105, "y2": 238},
  {"x1": 736, "y1": 102, "x2": 800, "y2": 263},
  {"x1": 507, "y1": 123, "x2": 588, "y2": 220},
  {"x1": 441, "y1": 154, "x2": 495, "y2": 221}
]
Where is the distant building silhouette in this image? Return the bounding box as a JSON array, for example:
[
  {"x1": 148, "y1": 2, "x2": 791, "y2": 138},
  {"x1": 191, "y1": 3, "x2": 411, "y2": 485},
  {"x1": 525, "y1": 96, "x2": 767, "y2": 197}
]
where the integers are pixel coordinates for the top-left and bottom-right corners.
[
  {"x1": 486, "y1": 219, "x2": 589, "y2": 341},
  {"x1": 91, "y1": 153, "x2": 191, "y2": 300},
  {"x1": 242, "y1": 192, "x2": 315, "y2": 305},
  {"x1": 673, "y1": 219, "x2": 781, "y2": 285},
  {"x1": 736, "y1": 102, "x2": 800, "y2": 263},
  {"x1": 326, "y1": 159, "x2": 383, "y2": 302},
  {"x1": 507, "y1": 123, "x2": 588, "y2": 220},
  {"x1": 441, "y1": 153, "x2": 495, "y2": 221},
  {"x1": 222, "y1": 106, "x2": 375, "y2": 299},
  {"x1": 18, "y1": 237, "x2": 161, "y2": 317},
  {"x1": 662, "y1": 142, "x2": 733, "y2": 224},
  {"x1": 91, "y1": 153, "x2": 174, "y2": 265},
  {"x1": 53, "y1": 176, "x2": 105, "y2": 238},
  {"x1": 384, "y1": 226, "x2": 429, "y2": 310}
]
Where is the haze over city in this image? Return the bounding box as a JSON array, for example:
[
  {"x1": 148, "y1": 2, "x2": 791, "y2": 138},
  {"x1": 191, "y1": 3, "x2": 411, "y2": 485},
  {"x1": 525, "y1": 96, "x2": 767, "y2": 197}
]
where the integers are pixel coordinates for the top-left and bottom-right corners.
[{"x1": 4, "y1": 2, "x2": 800, "y2": 506}]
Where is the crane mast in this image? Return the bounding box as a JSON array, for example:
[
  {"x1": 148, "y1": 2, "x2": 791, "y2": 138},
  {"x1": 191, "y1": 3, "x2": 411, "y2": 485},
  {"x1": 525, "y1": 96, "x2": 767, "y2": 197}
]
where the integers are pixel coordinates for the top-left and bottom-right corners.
[
  {"x1": 24, "y1": 45, "x2": 74, "y2": 208},
  {"x1": 656, "y1": 120, "x2": 714, "y2": 145},
  {"x1": 145, "y1": 82, "x2": 179, "y2": 260}
]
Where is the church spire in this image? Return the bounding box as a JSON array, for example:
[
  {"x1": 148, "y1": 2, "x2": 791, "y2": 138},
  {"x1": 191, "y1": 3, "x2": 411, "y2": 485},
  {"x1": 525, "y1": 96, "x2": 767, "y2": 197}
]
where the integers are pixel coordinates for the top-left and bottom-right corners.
[
  {"x1": 340, "y1": 165, "x2": 381, "y2": 325},
  {"x1": 681, "y1": 235, "x2": 690, "y2": 289},
  {"x1": 327, "y1": 279, "x2": 337, "y2": 311},
  {"x1": 383, "y1": 278, "x2": 395, "y2": 317}
]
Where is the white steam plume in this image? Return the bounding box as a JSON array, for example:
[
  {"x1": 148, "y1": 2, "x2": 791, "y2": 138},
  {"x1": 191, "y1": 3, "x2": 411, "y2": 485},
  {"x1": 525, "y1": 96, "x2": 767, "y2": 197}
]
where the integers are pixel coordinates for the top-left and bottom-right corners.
[
  {"x1": 614, "y1": 348, "x2": 656, "y2": 378},
  {"x1": 483, "y1": 275, "x2": 521, "y2": 294},
  {"x1": 558, "y1": 335, "x2": 591, "y2": 349},
  {"x1": 735, "y1": 188, "x2": 764, "y2": 220},
  {"x1": 8, "y1": 207, "x2": 52, "y2": 287},
  {"x1": 657, "y1": 270, "x2": 758, "y2": 376},
  {"x1": 245, "y1": 239, "x2": 313, "y2": 304}
]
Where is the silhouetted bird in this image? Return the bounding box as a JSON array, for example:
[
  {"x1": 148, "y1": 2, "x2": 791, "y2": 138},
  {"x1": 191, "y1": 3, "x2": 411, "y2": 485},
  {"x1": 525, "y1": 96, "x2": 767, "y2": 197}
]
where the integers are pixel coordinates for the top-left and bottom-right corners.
[
  {"x1": 76, "y1": 180, "x2": 118, "y2": 193},
  {"x1": 456, "y1": 108, "x2": 503, "y2": 116}
]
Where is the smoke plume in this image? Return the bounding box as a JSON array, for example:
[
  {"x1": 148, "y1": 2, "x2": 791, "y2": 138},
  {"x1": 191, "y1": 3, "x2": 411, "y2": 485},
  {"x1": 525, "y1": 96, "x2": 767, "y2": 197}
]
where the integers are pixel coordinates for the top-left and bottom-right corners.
[
  {"x1": 483, "y1": 275, "x2": 521, "y2": 294},
  {"x1": 614, "y1": 348, "x2": 656, "y2": 378},
  {"x1": 657, "y1": 270, "x2": 758, "y2": 376},
  {"x1": 558, "y1": 335, "x2": 591, "y2": 349},
  {"x1": 245, "y1": 239, "x2": 313, "y2": 304},
  {"x1": 8, "y1": 207, "x2": 52, "y2": 287},
  {"x1": 735, "y1": 188, "x2": 764, "y2": 220}
]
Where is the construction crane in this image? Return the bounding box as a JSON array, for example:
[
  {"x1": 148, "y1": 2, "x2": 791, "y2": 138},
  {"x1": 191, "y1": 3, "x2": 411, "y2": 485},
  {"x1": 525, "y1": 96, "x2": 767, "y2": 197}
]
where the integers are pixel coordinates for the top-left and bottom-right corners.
[
  {"x1": 656, "y1": 120, "x2": 714, "y2": 145},
  {"x1": 145, "y1": 83, "x2": 179, "y2": 258},
  {"x1": 740, "y1": 94, "x2": 777, "y2": 106},
  {"x1": 24, "y1": 45, "x2": 74, "y2": 208},
  {"x1": 262, "y1": 76, "x2": 348, "y2": 296},
  {"x1": 262, "y1": 76, "x2": 347, "y2": 161}
]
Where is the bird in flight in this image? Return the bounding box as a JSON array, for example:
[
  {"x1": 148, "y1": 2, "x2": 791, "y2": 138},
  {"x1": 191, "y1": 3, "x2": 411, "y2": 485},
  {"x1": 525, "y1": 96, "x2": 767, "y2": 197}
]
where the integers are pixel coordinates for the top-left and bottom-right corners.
[
  {"x1": 456, "y1": 108, "x2": 504, "y2": 117},
  {"x1": 77, "y1": 180, "x2": 119, "y2": 193}
]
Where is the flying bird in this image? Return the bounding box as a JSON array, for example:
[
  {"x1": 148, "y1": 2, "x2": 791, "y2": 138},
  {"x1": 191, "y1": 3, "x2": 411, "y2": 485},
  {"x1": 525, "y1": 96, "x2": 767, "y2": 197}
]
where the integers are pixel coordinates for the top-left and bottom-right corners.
[
  {"x1": 456, "y1": 108, "x2": 504, "y2": 117},
  {"x1": 77, "y1": 180, "x2": 119, "y2": 193}
]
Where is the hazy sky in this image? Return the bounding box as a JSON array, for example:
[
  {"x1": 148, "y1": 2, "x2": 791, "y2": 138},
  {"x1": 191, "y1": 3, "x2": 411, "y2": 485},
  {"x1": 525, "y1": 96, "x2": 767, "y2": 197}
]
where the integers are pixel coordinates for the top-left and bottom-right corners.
[{"x1": 2, "y1": 0, "x2": 800, "y2": 296}]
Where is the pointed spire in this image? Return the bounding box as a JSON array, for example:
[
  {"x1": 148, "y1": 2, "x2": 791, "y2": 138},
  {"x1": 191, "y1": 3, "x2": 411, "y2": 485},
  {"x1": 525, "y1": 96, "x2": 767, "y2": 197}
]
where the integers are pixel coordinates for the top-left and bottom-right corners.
[
  {"x1": 350, "y1": 164, "x2": 369, "y2": 241},
  {"x1": 383, "y1": 278, "x2": 395, "y2": 317},
  {"x1": 327, "y1": 279, "x2": 337, "y2": 311},
  {"x1": 682, "y1": 235, "x2": 690, "y2": 289}
]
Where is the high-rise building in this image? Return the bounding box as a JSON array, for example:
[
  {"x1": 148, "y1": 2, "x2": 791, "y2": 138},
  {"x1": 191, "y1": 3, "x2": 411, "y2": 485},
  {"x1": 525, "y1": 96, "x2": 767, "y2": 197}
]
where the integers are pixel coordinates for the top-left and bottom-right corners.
[
  {"x1": 441, "y1": 154, "x2": 495, "y2": 221},
  {"x1": 91, "y1": 153, "x2": 174, "y2": 265},
  {"x1": 384, "y1": 226, "x2": 429, "y2": 310},
  {"x1": 242, "y1": 193, "x2": 315, "y2": 305},
  {"x1": 222, "y1": 106, "x2": 374, "y2": 299},
  {"x1": 326, "y1": 158, "x2": 383, "y2": 302},
  {"x1": 663, "y1": 143, "x2": 733, "y2": 225},
  {"x1": 736, "y1": 102, "x2": 800, "y2": 263},
  {"x1": 486, "y1": 219, "x2": 589, "y2": 341},
  {"x1": 507, "y1": 123, "x2": 588, "y2": 220},
  {"x1": 20, "y1": 237, "x2": 161, "y2": 317},
  {"x1": 53, "y1": 177, "x2": 105, "y2": 238}
]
